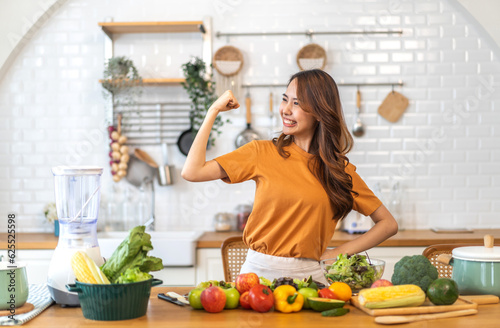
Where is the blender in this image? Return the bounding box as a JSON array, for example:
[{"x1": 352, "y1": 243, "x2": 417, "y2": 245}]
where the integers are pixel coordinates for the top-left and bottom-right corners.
[{"x1": 47, "y1": 166, "x2": 104, "y2": 306}]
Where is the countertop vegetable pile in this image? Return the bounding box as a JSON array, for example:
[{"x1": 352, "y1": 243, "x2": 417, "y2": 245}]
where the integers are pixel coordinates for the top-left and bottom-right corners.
[{"x1": 187, "y1": 273, "x2": 351, "y2": 316}]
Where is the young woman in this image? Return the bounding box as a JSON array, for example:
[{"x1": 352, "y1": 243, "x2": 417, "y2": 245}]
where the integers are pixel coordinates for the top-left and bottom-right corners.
[{"x1": 182, "y1": 69, "x2": 398, "y2": 283}]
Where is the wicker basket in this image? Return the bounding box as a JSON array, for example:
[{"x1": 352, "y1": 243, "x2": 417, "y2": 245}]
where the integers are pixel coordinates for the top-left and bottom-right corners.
[{"x1": 296, "y1": 43, "x2": 327, "y2": 70}]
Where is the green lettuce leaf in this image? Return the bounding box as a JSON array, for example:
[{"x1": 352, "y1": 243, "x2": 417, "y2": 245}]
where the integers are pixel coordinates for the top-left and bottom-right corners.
[{"x1": 101, "y1": 225, "x2": 163, "y2": 283}]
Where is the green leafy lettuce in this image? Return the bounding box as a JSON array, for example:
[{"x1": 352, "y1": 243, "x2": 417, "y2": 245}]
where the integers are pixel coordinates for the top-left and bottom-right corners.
[
  {"x1": 101, "y1": 225, "x2": 163, "y2": 283},
  {"x1": 324, "y1": 254, "x2": 377, "y2": 290}
]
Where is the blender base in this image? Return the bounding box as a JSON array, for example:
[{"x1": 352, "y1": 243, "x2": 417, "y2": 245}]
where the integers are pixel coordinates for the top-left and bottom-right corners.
[{"x1": 48, "y1": 285, "x2": 80, "y2": 307}]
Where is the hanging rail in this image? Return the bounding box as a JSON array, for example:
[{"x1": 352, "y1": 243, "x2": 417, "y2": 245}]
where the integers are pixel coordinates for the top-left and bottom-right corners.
[
  {"x1": 242, "y1": 81, "x2": 404, "y2": 89},
  {"x1": 216, "y1": 29, "x2": 403, "y2": 38}
]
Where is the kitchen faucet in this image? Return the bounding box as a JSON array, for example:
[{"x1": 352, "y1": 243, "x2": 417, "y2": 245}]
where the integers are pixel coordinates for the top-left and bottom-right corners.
[{"x1": 141, "y1": 177, "x2": 155, "y2": 231}]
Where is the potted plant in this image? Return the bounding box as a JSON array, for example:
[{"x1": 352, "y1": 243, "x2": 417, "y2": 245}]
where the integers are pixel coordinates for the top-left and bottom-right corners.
[
  {"x1": 43, "y1": 202, "x2": 59, "y2": 236},
  {"x1": 181, "y1": 57, "x2": 228, "y2": 147},
  {"x1": 101, "y1": 56, "x2": 143, "y2": 105}
]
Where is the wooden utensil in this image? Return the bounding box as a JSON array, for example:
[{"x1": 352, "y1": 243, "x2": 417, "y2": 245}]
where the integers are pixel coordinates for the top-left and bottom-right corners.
[
  {"x1": 134, "y1": 148, "x2": 158, "y2": 168},
  {"x1": 352, "y1": 89, "x2": 365, "y2": 137},
  {"x1": 374, "y1": 309, "x2": 478, "y2": 325},
  {"x1": 460, "y1": 295, "x2": 500, "y2": 305},
  {"x1": 378, "y1": 90, "x2": 409, "y2": 123}
]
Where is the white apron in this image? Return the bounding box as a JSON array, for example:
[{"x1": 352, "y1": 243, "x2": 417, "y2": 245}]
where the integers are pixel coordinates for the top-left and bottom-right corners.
[{"x1": 239, "y1": 249, "x2": 328, "y2": 285}]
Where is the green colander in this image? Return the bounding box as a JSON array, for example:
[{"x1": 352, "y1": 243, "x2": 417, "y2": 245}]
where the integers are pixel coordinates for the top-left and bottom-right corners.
[{"x1": 66, "y1": 278, "x2": 162, "y2": 321}]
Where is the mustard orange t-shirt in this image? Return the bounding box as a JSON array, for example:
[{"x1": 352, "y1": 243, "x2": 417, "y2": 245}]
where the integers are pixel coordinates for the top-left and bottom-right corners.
[{"x1": 215, "y1": 140, "x2": 382, "y2": 261}]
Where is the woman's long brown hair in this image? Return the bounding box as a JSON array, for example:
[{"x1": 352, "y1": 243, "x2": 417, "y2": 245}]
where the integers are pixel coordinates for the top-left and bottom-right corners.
[{"x1": 274, "y1": 69, "x2": 357, "y2": 221}]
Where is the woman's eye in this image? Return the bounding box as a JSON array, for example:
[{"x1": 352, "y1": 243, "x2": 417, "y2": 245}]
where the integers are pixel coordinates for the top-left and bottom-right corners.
[
  {"x1": 294, "y1": 102, "x2": 299, "y2": 106},
  {"x1": 282, "y1": 98, "x2": 287, "y2": 102}
]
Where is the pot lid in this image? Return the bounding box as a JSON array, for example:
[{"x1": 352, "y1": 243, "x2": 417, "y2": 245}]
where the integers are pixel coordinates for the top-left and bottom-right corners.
[
  {"x1": 452, "y1": 246, "x2": 500, "y2": 262},
  {"x1": 452, "y1": 235, "x2": 500, "y2": 262},
  {"x1": 52, "y1": 166, "x2": 103, "y2": 176}
]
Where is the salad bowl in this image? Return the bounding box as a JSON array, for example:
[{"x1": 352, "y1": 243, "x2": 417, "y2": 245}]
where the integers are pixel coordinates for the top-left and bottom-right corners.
[{"x1": 321, "y1": 254, "x2": 385, "y2": 292}]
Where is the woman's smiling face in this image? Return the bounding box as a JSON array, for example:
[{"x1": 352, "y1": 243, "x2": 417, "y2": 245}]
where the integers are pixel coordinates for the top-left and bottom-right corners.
[{"x1": 280, "y1": 78, "x2": 318, "y2": 141}]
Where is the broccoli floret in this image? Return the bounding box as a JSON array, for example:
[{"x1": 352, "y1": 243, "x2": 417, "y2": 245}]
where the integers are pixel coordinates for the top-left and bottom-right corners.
[{"x1": 391, "y1": 255, "x2": 438, "y2": 292}]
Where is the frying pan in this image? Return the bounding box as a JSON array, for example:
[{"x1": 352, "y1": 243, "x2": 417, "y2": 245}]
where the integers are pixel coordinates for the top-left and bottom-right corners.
[
  {"x1": 177, "y1": 112, "x2": 195, "y2": 156},
  {"x1": 235, "y1": 92, "x2": 262, "y2": 148}
]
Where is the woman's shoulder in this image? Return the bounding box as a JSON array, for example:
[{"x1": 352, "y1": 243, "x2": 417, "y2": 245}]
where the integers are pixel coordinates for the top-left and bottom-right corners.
[{"x1": 251, "y1": 139, "x2": 276, "y2": 152}]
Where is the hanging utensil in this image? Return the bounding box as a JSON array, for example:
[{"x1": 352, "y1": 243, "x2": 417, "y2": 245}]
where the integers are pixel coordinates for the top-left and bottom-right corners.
[
  {"x1": 378, "y1": 87, "x2": 409, "y2": 123},
  {"x1": 268, "y1": 91, "x2": 274, "y2": 139},
  {"x1": 158, "y1": 143, "x2": 173, "y2": 186},
  {"x1": 177, "y1": 112, "x2": 196, "y2": 156},
  {"x1": 235, "y1": 91, "x2": 262, "y2": 148},
  {"x1": 134, "y1": 148, "x2": 158, "y2": 168},
  {"x1": 352, "y1": 88, "x2": 365, "y2": 137}
]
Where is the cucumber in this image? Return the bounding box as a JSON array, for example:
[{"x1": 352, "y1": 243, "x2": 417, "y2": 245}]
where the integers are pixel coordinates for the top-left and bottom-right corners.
[{"x1": 321, "y1": 308, "x2": 350, "y2": 317}]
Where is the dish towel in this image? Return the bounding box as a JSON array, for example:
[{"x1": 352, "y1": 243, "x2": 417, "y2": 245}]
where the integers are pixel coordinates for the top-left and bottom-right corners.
[{"x1": 0, "y1": 284, "x2": 54, "y2": 326}]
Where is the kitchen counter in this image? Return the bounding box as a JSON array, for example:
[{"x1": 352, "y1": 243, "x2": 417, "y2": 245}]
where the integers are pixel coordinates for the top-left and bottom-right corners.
[
  {"x1": 23, "y1": 287, "x2": 500, "y2": 327},
  {"x1": 197, "y1": 229, "x2": 500, "y2": 248},
  {"x1": 1, "y1": 229, "x2": 499, "y2": 250}
]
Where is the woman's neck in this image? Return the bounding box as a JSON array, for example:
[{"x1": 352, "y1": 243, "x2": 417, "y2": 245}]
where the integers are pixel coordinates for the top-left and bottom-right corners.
[{"x1": 293, "y1": 136, "x2": 313, "y2": 153}]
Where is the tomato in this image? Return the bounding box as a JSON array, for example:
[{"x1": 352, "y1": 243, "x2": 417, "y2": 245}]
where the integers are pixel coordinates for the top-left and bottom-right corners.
[
  {"x1": 239, "y1": 291, "x2": 251, "y2": 309},
  {"x1": 318, "y1": 288, "x2": 338, "y2": 299},
  {"x1": 248, "y1": 284, "x2": 274, "y2": 313}
]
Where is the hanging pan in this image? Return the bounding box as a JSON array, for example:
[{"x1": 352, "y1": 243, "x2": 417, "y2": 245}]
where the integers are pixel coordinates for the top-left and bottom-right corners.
[{"x1": 177, "y1": 112, "x2": 196, "y2": 156}]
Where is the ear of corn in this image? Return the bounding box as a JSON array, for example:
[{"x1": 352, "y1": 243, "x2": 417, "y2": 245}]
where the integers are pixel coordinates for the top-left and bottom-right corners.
[
  {"x1": 358, "y1": 284, "x2": 425, "y2": 309},
  {"x1": 71, "y1": 251, "x2": 110, "y2": 284}
]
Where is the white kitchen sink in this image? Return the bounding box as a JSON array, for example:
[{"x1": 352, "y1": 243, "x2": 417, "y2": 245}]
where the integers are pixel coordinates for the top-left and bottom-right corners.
[{"x1": 97, "y1": 231, "x2": 204, "y2": 266}]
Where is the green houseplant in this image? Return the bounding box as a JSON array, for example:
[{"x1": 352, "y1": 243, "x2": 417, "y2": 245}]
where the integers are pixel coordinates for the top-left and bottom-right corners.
[
  {"x1": 181, "y1": 57, "x2": 228, "y2": 146},
  {"x1": 101, "y1": 56, "x2": 143, "y2": 105}
]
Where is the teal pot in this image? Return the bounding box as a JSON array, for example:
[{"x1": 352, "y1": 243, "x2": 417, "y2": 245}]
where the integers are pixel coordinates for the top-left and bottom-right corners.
[
  {"x1": 439, "y1": 235, "x2": 500, "y2": 297},
  {"x1": 66, "y1": 278, "x2": 162, "y2": 321}
]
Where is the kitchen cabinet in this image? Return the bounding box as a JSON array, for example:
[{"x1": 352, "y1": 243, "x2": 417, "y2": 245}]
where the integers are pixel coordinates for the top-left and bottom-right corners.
[{"x1": 195, "y1": 248, "x2": 225, "y2": 284}]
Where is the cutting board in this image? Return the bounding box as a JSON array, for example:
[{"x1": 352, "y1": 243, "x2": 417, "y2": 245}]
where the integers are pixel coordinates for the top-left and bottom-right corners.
[
  {"x1": 378, "y1": 91, "x2": 409, "y2": 123},
  {"x1": 350, "y1": 296, "x2": 477, "y2": 317}
]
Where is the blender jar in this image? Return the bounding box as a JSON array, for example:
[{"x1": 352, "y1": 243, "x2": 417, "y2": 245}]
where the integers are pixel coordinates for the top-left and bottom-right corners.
[{"x1": 48, "y1": 166, "x2": 104, "y2": 306}]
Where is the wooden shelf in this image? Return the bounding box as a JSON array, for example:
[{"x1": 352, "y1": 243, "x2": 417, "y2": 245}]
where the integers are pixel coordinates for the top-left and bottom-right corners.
[
  {"x1": 98, "y1": 21, "x2": 205, "y2": 35},
  {"x1": 99, "y1": 78, "x2": 185, "y2": 85},
  {"x1": 142, "y1": 78, "x2": 185, "y2": 85}
]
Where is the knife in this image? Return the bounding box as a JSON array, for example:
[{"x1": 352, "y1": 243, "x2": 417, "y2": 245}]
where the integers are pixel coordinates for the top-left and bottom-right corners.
[{"x1": 158, "y1": 293, "x2": 188, "y2": 306}]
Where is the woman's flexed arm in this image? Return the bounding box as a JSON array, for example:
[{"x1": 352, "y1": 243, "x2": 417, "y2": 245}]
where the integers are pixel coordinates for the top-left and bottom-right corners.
[{"x1": 181, "y1": 90, "x2": 239, "y2": 182}]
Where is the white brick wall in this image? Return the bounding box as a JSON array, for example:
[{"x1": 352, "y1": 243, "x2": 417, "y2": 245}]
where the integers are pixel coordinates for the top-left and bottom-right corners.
[{"x1": 0, "y1": 0, "x2": 499, "y2": 232}]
